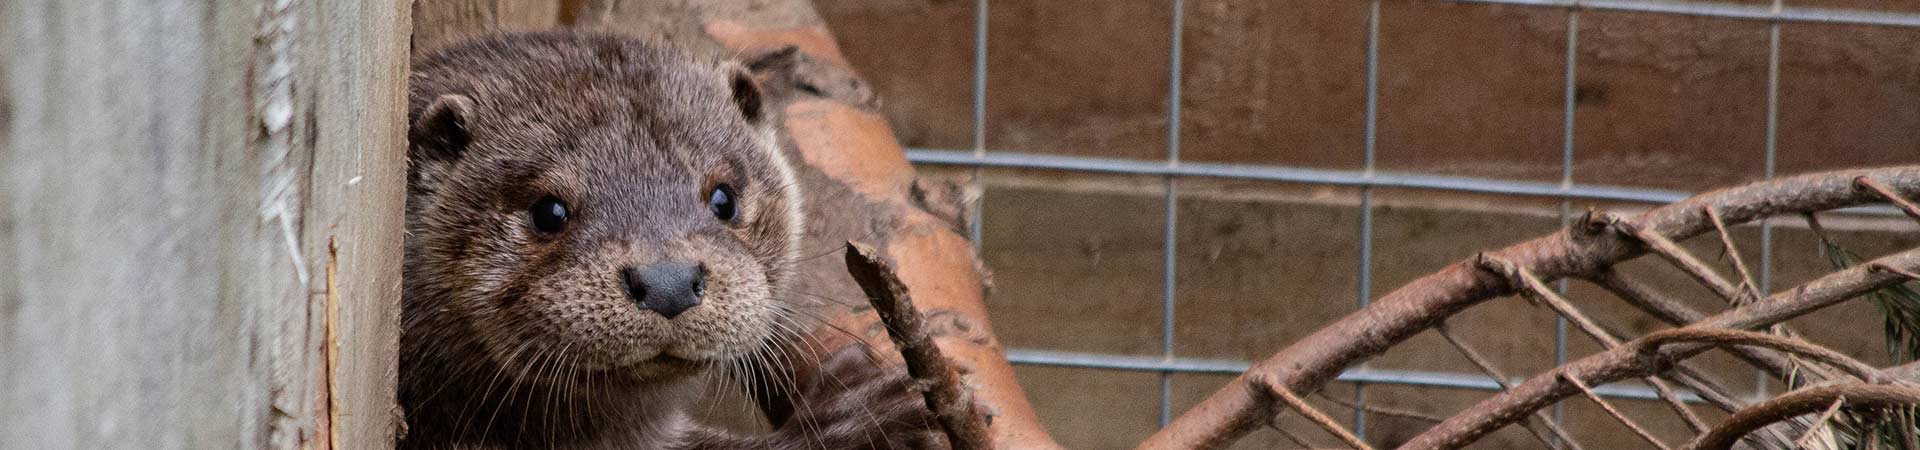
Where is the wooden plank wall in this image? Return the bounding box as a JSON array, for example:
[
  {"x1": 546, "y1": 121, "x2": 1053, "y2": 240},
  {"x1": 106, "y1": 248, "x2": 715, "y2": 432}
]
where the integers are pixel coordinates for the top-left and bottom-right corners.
[{"x1": 0, "y1": 0, "x2": 409, "y2": 449}]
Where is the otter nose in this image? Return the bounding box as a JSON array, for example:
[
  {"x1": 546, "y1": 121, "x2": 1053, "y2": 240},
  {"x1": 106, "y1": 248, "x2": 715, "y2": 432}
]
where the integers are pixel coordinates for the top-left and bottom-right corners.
[{"x1": 622, "y1": 263, "x2": 705, "y2": 319}]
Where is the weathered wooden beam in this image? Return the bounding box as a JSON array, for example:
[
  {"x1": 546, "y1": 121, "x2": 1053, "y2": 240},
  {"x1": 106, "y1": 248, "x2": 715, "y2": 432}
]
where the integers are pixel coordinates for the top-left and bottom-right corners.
[
  {"x1": 296, "y1": 0, "x2": 412, "y2": 448},
  {"x1": 1, "y1": 1, "x2": 409, "y2": 449}
]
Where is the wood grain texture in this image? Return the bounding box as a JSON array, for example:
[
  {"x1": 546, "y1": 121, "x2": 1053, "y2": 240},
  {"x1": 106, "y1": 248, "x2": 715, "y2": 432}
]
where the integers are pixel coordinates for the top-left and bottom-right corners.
[
  {"x1": 295, "y1": 0, "x2": 412, "y2": 448},
  {"x1": 2, "y1": 2, "x2": 261, "y2": 448},
  {"x1": 1, "y1": 1, "x2": 408, "y2": 449}
]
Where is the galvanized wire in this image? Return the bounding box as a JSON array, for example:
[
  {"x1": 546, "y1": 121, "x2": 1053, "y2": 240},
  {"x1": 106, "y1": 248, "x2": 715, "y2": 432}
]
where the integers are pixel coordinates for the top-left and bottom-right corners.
[{"x1": 939, "y1": 0, "x2": 1920, "y2": 439}]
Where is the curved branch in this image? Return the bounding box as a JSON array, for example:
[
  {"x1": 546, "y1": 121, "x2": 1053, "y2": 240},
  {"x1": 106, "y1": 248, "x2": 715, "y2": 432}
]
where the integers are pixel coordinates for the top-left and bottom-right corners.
[
  {"x1": 1141, "y1": 166, "x2": 1920, "y2": 450},
  {"x1": 1480, "y1": 255, "x2": 1709, "y2": 430},
  {"x1": 1396, "y1": 247, "x2": 1920, "y2": 450},
  {"x1": 1685, "y1": 384, "x2": 1920, "y2": 450},
  {"x1": 1585, "y1": 270, "x2": 1821, "y2": 383},
  {"x1": 1637, "y1": 328, "x2": 1885, "y2": 384},
  {"x1": 1789, "y1": 397, "x2": 1847, "y2": 449}
]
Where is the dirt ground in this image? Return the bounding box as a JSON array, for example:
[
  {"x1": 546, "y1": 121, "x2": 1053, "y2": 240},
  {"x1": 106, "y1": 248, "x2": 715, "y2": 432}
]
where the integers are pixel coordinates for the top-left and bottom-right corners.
[{"x1": 817, "y1": 1, "x2": 1920, "y2": 448}]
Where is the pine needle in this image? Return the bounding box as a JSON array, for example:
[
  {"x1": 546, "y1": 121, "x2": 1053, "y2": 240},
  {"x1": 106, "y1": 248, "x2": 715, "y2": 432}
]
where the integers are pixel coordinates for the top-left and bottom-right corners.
[{"x1": 1807, "y1": 214, "x2": 1920, "y2": 449}]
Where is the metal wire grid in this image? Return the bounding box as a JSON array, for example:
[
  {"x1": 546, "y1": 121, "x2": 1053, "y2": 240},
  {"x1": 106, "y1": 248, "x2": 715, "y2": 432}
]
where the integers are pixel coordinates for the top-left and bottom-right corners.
[{"x1": 913, "y1": 0, "x2": 1920, "y2": 444}]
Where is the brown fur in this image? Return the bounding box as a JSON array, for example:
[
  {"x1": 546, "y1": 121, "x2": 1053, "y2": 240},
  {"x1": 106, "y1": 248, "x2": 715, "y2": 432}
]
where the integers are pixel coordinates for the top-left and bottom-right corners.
[{"x1": 400, "y1": 31, "x2": 939, "y2": 450}]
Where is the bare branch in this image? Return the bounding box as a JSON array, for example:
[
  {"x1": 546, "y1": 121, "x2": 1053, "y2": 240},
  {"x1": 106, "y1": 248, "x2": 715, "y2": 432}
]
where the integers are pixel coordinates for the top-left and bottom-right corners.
[
  {"x1": 1788, "y1": 397, "x2": 1846, "y2": 449},
  {"x1": 845, "y1": 241, "x2": 992, "y2": 450},
  {"x1": 1614, "y1": 217, "x2": 1749, "y2": 305},
  {"x1": 1263, "y1": 383, "x2": 1375, "y2": 450},
  {"x1": 1314, "y1": 392, "x2": 1447, "y2": 424},
  {"x1": 1435, "y1": 323, "x2": 1587, "y2": 450},
  {"x1": 1479, "y1": 256, "x2": 1710, "y2": 432},
  {"x1": 1662, "y1": 363, "x2": 1746, "y2": 413},
  {"x1": 1397, "y1": 246, "x2": 1920, "y2": 450},
  {"x1": 1686, "y1": 384, "x2": 1920, "y2": 450},
  {"x1": 1586, "y1": 270, "x2": 1829, "y2": 383},
  {"x1": 1143, "y1": 167, "x2": 1920, "y2": 450},
  {"x1": 1642, "y1": 378, "x2": 1711, "y2": 431},
  {"x1": 1562, "y1": 374, "x2": 1674, "y2": 450},
  {"x1": 1872, "y1": 262, "x2": 1920, "y2": 282},
  {"x1": 1638, "y1": 328, "x2": 1885, "y2": 384},
  {"x1": 1705, "y1": 206, "x2": 1763, "y2": 302},
  {"x1": 1856, "y1": 176, "x2": 1920, "y2": 223}
]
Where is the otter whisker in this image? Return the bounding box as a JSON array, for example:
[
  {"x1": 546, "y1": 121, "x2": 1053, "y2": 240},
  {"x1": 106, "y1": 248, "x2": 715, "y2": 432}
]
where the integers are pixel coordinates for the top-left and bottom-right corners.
[
  {"x1": 773, "y1": 301, "x2": 928, "y2": 450},
  {"x1": 698, "y1": 356, "x2": 738, "y2": 426},
  {"x1": 480, "y1": 344, "x2": 553, "y2": 444},
  {"x1": 545, "y1": 341, "x2": 574, "y2": 449},
  {"x1": 768, "y1": 306, "x2": 835, "y2": 361},
  {"x1": 770, "y1": 301, "x2": 898, "y2": 370},
  {"x1": 790, "y1": 227, "x2": 885, "y2": 265},
  {"x1": 450, "y1": 336, "x2": 542, "y2": 441},
  {"x1": 751, "y1": 338, "x2": 833, "y2": 450}
]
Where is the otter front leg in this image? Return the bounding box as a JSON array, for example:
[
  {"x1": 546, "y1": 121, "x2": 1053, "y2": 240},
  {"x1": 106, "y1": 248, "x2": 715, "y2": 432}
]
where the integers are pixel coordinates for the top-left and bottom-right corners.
[{"x1": 683, "y1": 346, "x2": 948, "y2": 450}]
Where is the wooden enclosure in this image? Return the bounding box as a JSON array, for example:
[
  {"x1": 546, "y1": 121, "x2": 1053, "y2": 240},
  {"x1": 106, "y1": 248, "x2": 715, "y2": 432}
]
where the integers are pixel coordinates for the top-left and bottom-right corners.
[
  {"x1": 1, "y1": 1, "x2": 1046, "y2": 449},
  {"x1": 13, "y1": 1, "x2": 1916, "y2": 450}
]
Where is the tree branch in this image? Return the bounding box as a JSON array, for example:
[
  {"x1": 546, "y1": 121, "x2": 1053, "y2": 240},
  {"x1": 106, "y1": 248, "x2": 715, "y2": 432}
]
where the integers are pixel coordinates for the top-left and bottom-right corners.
[
  {"x1": 1141, "y1": 167, "x2": 1920, "y2": 450},
  {"x1": 845, "y1": 241, "x2": 992, "y2": 450},
  {"x1": 1479, "y1": 256, "x2": 1707, "y2": 432},
  {"x1": 1561, "y1": 374, "x2": 1674, "y2": 450},
  {"x1": 1585, "y1": 270, "x2": 1826, "y2": 383},
  {"x1": 1613, "y1": 218, "x2": 1749, "y2": 305},
  {"x1": 1704, "y1": 206, "x2": 1763, "y2": 302},
  {"x1": 1397, "y1": 247, "x2": 1920, "y2": 450},
  {"x1": 1788, "y1": 397, "x2": 1847, "y2": 449},
  {"x1": 1856, "y1": 176, "x2": 1920, "y2": 223},
  {"x1": 1685, "y1": 384, "x2": 1920, "y2": 450},
  {"x1": 1261, "y1": 383, "x2": 1374, "y2": 450},
  {"x1": 1637, "y1": 328, "x2": 1885, "y2": 384},
  {"x1": 1315, "y1": 392, "x2": 1448, "y2": 424},
  {"x1": 1435, "y1": 323, "x2": 1587, "y2": 450}
]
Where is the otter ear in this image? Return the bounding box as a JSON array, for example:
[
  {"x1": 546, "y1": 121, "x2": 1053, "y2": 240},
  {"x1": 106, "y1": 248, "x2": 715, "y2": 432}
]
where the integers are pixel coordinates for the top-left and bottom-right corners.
[
  {"x1": 729, "y1": 68, "x2": 767, "y2": 125},
  {"x1": 410, "y1": 94, "x2": 475, "y2": 163}
]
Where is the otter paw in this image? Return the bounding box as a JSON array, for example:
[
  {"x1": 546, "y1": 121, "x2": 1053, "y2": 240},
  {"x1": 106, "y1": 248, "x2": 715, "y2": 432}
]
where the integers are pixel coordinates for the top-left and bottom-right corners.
[{"x1": 779, "y1": 346, "x2": 950, "y2": 450}]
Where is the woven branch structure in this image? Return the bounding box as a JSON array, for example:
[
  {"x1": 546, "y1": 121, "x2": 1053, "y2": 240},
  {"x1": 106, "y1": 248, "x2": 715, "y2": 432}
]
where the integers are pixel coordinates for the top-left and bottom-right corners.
[{"x1": 1133, "y1": 167, "x2": 1920, "y2": 450}]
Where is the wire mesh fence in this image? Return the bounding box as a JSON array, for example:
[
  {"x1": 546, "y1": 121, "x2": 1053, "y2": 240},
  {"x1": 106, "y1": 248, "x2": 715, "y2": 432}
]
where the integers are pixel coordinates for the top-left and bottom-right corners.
[{"x1": 874, "y1": 0, "x2": 1920, "y2": 446}]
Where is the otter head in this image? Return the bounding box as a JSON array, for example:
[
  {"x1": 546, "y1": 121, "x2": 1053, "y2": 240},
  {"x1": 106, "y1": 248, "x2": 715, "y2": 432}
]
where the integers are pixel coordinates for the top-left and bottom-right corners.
[{"x1": 403, "y1": 33, "x2": 803, "y2": 384}]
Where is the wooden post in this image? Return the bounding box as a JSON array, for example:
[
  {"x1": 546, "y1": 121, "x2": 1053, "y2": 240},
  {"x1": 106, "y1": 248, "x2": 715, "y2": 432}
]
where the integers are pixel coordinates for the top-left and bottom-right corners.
[{"x1": 0, "y1": 1, "x2": 410, "y2": 450}]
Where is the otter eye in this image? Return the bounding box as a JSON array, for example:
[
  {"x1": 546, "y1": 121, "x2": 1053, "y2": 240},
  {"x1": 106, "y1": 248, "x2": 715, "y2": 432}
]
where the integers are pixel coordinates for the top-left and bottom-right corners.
[
  {"x1": 708, "y1": 184, "x2": 738, "y2": 222},
  {"x1": 529, "y1": 196, "x2": 568, "y2": 234}
]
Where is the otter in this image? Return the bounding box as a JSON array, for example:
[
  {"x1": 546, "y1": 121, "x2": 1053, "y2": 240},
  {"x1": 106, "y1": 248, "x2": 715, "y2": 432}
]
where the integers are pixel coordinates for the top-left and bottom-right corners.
[{"x1": 400, "y1": 31, "x2": 940, "y2": 450}]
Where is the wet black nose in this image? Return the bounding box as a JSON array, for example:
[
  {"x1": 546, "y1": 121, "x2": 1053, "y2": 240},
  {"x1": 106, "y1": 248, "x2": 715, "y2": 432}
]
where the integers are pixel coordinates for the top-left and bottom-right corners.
[{"x1": 623, "y1": 263, "x2": 705, "y2": 319}]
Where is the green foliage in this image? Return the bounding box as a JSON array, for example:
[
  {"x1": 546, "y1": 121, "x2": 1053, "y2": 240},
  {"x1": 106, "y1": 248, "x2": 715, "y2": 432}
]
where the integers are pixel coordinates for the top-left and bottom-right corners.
[
  {"x1": 1813, "y1": 228, "x2": 1920, "y2": 364},
  {"x1": 1809, "y1": 220, "x2": 1920, "y2": 449}
]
